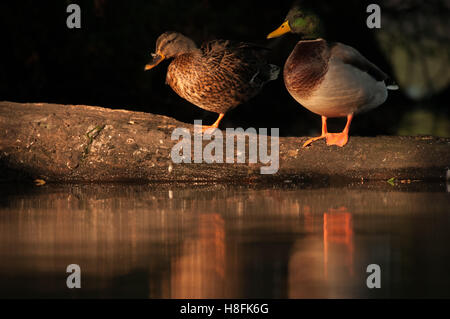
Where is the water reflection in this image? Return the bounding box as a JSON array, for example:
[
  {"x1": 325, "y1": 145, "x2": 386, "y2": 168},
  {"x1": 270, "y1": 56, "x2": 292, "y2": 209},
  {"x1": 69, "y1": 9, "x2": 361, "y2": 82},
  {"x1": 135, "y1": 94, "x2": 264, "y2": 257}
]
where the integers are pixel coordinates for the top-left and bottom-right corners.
[
  {"x1": 323, "y1": 207, "x2": 354, "y2": 278},
  {"x1": 170, "y1": 213, "x2": 225, "y2": 298},
  {"x1": 0, "y1": 183, "x2": 448, "y2": 298}
]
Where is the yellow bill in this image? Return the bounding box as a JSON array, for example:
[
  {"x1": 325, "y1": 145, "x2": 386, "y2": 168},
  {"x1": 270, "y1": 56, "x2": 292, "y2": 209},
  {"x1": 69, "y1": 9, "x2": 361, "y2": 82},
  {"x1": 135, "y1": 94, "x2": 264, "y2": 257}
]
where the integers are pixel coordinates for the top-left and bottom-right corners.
[{"x1": 267, "y1": 20, "x2": 291, "y2": 39}]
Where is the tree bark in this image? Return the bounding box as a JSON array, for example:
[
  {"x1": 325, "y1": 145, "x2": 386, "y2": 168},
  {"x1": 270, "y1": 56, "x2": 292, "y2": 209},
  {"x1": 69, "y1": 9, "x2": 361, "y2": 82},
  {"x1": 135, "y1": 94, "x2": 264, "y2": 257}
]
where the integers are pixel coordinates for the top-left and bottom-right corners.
[{"x1": 0, "y1": 101, "x2": 449, "y2": 183}]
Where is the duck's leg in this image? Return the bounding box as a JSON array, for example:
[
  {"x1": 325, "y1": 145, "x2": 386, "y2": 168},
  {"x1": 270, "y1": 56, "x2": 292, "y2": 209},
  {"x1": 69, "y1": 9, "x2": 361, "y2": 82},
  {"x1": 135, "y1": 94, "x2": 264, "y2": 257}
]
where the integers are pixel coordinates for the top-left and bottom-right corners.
[
  {"x1": 325, "y1": 114, "x2": 353, "y2": 147},
  {"x1": 202, "y1": 113, "x2": 225, "y2": 132},
  {"x1": 302, "y1": 116, "x2": 328, "y2": 147}
]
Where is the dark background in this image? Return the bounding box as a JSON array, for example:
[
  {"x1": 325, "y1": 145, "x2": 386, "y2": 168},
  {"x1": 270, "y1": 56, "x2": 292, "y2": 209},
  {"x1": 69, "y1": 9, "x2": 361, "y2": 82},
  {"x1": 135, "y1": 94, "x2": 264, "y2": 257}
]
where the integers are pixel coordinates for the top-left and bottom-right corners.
[{"x1": 0, "y1": 0, "x2": 448, "y2": 137}]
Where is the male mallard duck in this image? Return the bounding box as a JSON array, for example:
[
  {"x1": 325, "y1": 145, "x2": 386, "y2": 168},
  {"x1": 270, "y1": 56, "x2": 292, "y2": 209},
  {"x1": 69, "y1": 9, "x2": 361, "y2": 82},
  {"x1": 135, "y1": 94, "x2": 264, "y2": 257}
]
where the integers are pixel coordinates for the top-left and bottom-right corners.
[
  {"x1": 145, "y1": 32, "x2": 279, "y2": 131},
  {"x1": 267, "y1": 5, "x2": 398, "y2": 147}
]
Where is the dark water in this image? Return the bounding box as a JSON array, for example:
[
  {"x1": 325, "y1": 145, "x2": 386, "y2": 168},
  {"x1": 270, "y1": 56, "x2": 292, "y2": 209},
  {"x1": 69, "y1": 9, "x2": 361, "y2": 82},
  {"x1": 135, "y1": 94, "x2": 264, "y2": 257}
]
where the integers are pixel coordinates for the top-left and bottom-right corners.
[{"x1": 0, "y1": 182, "x2": 449, "y2": 298}]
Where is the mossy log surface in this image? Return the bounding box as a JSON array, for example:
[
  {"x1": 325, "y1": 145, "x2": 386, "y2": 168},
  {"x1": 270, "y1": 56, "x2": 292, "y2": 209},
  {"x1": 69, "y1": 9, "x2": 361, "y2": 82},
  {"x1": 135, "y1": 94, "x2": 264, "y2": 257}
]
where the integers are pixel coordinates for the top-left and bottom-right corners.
[{"x1": 0, "y1": 101, "x2": 449, "y2": 183}]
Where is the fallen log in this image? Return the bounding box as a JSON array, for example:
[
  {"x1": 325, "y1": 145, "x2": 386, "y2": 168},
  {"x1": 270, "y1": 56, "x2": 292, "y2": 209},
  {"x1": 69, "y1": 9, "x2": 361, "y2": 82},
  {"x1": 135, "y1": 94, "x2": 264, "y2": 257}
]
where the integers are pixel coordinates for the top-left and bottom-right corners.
[{"x1": 0, "y1": 101, "x2": 449, "y2": 183}]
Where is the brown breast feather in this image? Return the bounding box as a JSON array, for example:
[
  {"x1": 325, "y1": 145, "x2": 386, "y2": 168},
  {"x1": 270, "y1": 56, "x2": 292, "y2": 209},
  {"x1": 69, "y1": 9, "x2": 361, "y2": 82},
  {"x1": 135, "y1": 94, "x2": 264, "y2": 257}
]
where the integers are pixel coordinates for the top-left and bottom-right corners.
[{"x1": 283, "y1": 39, "x2": 330, "y2": 100}]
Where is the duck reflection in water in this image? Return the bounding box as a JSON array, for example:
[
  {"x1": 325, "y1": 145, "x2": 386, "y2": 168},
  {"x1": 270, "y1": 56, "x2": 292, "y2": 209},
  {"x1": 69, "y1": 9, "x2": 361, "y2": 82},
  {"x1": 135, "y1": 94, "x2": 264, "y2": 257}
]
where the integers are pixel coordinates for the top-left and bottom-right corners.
[
  {"x1": 289, "y1": 205, "x2": 354, "y2": 298},
  {"x1": 323, "y1": 207, "x2": 354, "y2": 278},
  {"x1": 170, "y1": 213, "x2": 226, "y2": 298}
]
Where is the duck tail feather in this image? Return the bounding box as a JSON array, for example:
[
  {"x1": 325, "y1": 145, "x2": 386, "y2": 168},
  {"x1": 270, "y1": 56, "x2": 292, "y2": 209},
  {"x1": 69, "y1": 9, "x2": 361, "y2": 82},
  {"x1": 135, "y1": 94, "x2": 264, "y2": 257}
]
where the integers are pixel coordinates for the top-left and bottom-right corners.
[
  {"x1": 386, "y1": 78, "x2": 399, "y2": 90},
  {"x1": 387, "y1": 84, "x2": 399, "y2": 90}
]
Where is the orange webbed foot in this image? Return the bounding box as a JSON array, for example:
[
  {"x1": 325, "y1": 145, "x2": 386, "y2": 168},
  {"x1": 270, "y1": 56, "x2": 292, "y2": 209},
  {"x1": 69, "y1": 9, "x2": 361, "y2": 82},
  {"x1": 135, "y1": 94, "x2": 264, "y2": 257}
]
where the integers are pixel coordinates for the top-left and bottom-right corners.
[
  {"x1": 325, "y1": 132, "x2": 349, "y2": 147},
  {"x1": 302, "y1": 132, "x2": 350, "y2": 147},
  {"x1": 303, "y1": 114, "x2": 352, "y2": 148},
  {"x1": 201, "y1": 113, "x2": 224, "y2": 133},
  {"x1": 201, "y1": 125, "x2": 219, "y2": 133},
  {"x1": 302, "y1": 135, "x2": 327, "y2": 147}
]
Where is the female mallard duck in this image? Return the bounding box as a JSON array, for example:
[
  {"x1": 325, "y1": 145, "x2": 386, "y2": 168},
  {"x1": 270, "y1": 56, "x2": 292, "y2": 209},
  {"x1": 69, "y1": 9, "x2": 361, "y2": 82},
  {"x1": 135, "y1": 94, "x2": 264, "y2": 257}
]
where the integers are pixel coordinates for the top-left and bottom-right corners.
[
  {"x1": 267, "y1": 5, "x2": 398, "y2": 147},
  {"x1": 145, "y1": 32, "x2": 279, "y2": 131}
]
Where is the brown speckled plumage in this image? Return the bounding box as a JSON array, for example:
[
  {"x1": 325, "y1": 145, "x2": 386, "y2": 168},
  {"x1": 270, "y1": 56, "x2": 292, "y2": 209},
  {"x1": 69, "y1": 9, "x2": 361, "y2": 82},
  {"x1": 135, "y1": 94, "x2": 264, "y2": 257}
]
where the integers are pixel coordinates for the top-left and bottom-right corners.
[{"x1": 149, "y1": 32, "x2": 279, "y2": 116}]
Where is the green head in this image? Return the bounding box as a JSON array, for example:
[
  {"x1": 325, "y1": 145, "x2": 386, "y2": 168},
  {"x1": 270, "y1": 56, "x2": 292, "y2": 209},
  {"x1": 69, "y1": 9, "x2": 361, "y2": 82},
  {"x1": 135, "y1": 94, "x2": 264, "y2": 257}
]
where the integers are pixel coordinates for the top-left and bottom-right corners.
[{"x1": 267, "y1": 5, "x2": 324, "y2": 39}]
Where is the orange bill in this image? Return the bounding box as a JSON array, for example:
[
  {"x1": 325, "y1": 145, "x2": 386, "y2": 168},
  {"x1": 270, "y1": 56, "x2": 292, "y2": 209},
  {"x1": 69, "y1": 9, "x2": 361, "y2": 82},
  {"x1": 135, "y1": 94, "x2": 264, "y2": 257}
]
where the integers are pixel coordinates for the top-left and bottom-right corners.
[
  {"x1": 267, "y1": 20, "x2": 291, "y2": 39},
  {"x1": 144, "y1": 53, "x2": 165, "y2": 70}
]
